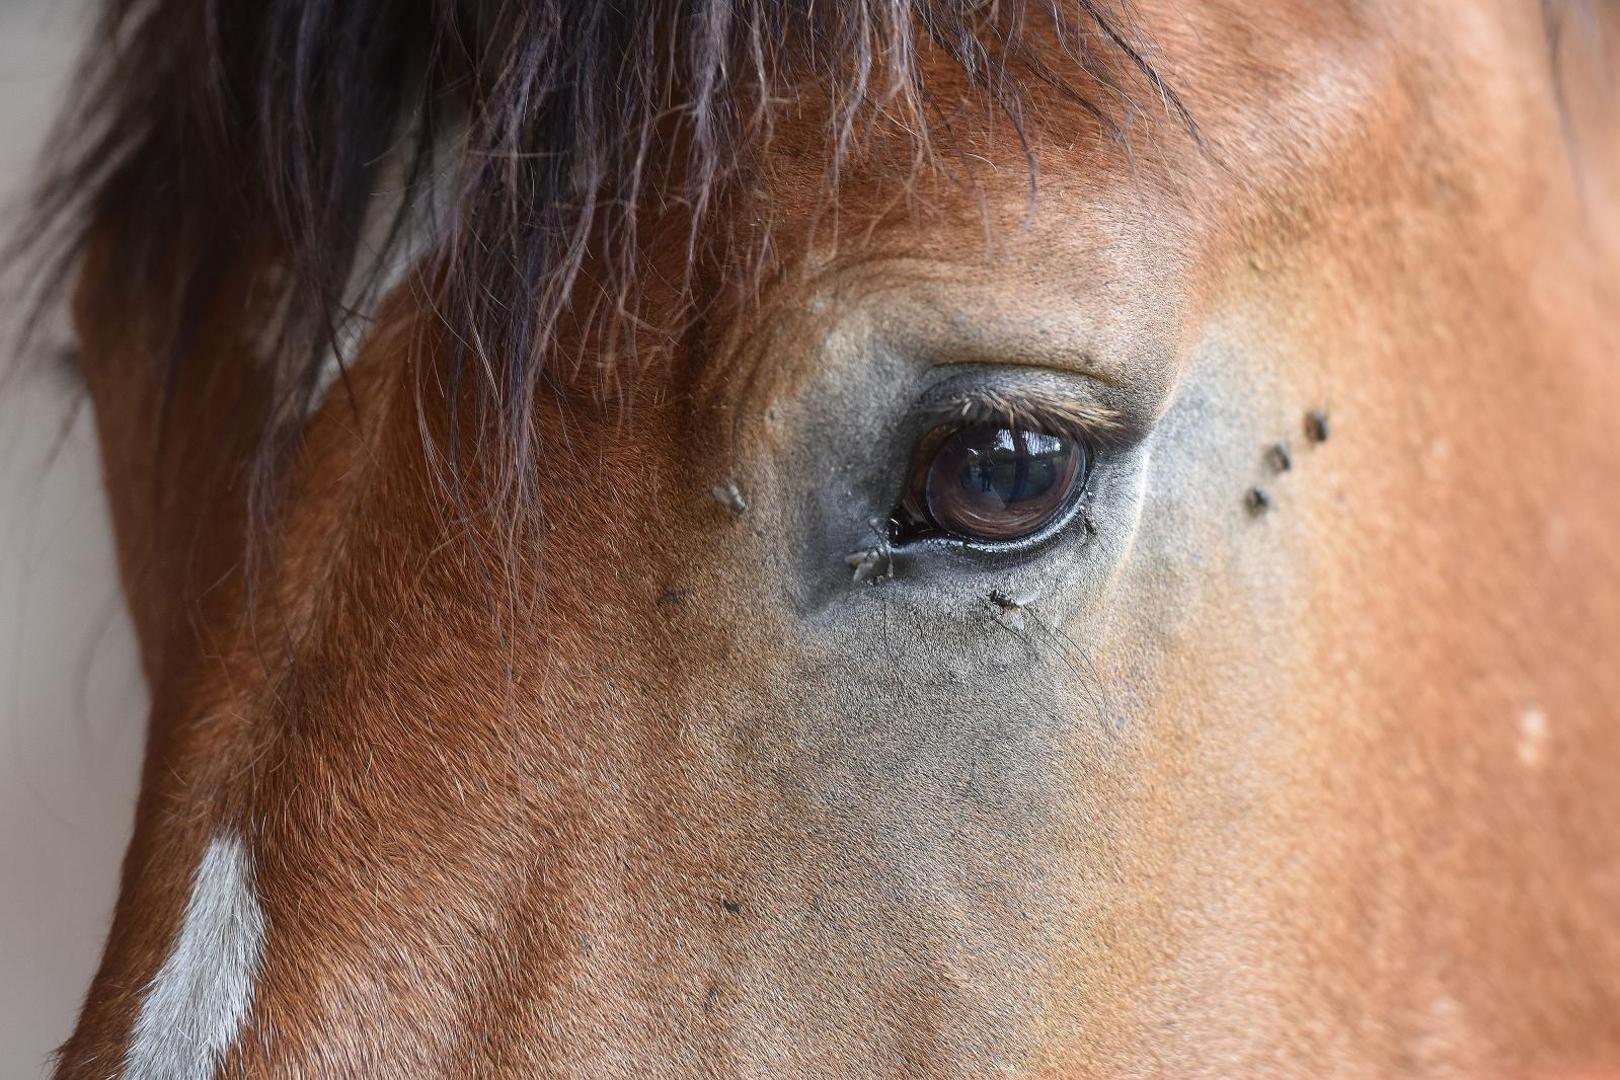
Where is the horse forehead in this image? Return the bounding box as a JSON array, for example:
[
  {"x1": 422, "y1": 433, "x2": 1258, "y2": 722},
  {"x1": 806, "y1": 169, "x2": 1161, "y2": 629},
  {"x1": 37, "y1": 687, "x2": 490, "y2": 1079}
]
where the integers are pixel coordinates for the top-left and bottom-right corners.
[
  {"x1": 743, "y1": 2, "x2": 1450, "y2": 279},
  {"x1": 1035, "y1": 1, "x2": 1536, "y2": 201}
]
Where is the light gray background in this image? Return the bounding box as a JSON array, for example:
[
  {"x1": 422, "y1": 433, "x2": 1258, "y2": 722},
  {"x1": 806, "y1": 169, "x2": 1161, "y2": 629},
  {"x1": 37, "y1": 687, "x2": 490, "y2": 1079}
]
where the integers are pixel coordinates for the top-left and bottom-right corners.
[{"x1": 1, "y1": 1, "x2": 148, "y2": 1075}]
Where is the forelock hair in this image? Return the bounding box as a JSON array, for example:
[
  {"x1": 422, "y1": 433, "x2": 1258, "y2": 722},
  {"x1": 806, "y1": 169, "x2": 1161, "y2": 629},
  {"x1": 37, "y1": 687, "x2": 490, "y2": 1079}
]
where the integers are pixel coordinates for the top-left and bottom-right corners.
[{"x1": 19, "y1": 0, "x2": 1189, "y2": 520}]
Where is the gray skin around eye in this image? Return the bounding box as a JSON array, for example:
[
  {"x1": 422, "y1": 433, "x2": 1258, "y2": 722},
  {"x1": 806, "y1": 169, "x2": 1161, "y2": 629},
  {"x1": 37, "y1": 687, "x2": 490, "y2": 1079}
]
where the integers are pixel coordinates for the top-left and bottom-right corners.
[
  {"x1": 691, "y1": 312, "x2": 1166, "y2": 1057},
  {"x1": 768, "y1": 325, "x2": 1154, "y2": 630}
]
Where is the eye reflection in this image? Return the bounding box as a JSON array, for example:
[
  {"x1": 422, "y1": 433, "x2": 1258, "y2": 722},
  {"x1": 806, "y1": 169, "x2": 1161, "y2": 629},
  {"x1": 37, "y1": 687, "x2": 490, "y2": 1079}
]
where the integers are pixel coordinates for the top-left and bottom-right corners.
[{"x1": 898, "y1": 422, "x2": 1088, "y2": 544}]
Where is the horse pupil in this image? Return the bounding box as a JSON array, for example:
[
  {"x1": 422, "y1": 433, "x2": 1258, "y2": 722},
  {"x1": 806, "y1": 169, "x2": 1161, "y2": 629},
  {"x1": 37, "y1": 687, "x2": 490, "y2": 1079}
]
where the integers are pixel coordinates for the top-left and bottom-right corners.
[{"x1": 964, "y1": 431, "x2": 1064, "y2": 502}]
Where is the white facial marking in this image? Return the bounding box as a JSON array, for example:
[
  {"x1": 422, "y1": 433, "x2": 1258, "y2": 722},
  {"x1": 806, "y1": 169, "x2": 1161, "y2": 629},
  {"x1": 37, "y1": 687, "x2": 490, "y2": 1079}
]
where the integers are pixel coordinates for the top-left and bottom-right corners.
[
  {"x1": 1517, "y1": 706, "x2": 1549, "y2": 769},
  {"x1": 122, "y1": 832, "x2": 266, "y2": 1080}
]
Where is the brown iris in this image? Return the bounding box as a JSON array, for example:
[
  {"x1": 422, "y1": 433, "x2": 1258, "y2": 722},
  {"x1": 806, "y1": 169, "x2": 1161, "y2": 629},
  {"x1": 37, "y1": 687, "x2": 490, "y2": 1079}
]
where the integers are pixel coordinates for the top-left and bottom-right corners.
[{"x1": 902, "y1": 422, "x2": 1086, "y2": 543}]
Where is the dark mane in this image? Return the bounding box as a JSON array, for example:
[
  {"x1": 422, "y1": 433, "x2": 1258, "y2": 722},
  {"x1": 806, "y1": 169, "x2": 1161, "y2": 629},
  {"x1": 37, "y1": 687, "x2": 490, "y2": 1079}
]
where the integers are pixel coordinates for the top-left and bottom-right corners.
[{"x1": 17, "y1": 0, "x2": 1189, "y2": 515}]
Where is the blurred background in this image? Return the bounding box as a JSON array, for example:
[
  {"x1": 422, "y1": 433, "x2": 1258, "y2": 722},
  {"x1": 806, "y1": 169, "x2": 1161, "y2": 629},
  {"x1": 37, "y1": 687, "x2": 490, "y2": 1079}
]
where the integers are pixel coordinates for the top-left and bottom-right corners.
[{"x1": 0, "y1": 1, "x2": 147, "y2": 1075}]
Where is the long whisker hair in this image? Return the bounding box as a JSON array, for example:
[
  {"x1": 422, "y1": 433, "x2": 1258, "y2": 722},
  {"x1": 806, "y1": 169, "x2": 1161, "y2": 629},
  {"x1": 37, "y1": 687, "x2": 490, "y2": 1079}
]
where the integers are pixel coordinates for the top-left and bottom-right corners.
[{"x1": 985, "y1": 593, "x2": 1116, "y2": 733}]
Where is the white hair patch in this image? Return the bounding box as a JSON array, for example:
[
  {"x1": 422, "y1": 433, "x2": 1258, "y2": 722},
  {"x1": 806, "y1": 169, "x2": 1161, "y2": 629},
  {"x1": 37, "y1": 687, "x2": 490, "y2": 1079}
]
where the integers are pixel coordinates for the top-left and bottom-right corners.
[
  {"x1": 122, "y1": 832, "x2": 266, "y2": 1080},
  {"x1": 1517, "y1": 706, "x2": 1549, "y2": 769}
]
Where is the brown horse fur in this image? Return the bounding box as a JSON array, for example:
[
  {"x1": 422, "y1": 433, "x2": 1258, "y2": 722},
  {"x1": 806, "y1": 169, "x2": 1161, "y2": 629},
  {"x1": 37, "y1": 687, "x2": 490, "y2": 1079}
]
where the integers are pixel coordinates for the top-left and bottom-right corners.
[{"x1": 18, "y1": 0, "x2": 1620, "y2": 1076}]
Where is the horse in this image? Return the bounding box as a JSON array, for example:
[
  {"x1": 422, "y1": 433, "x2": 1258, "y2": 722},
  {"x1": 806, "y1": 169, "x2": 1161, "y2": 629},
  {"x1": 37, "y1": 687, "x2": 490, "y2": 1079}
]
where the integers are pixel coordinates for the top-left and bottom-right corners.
[{"x1": 17, "y1": 0, "x2": 1620, "y2": 1075}]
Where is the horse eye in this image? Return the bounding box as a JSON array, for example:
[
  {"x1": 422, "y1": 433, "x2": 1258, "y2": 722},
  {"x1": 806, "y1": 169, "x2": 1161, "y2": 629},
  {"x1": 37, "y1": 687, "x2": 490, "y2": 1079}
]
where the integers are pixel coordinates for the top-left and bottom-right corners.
[{"x1": 901, "y1": 422, "x2": 1088, "y2": 544}]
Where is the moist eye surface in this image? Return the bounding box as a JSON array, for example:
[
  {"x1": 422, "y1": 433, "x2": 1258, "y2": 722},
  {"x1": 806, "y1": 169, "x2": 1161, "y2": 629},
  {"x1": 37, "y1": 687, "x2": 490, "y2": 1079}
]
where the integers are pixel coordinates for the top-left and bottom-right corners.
[
  {"x1": 892, "y1": 418, "x2": 1092, "y2": 546},
  {"x1": 925, "y1": 424, "x2": 1084, "y2": 540}
]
